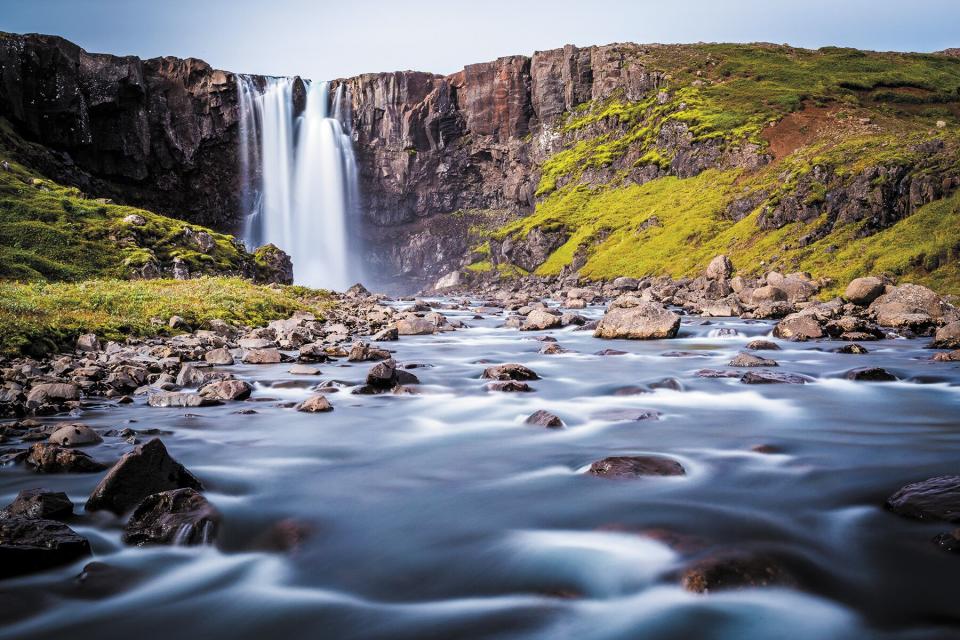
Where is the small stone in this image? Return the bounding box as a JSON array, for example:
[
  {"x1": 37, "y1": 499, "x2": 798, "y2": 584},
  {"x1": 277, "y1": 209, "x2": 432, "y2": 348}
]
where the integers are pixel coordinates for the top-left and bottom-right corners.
[
  {"x1": 168, "y1": 315, "x2": 190, "y2": 331},
  {"x1": 745, "y1": 339, "x2": 780, "y2": 351},
  {"x1": 296, "y1": 395, "x2": 333, "y2": 413},
  {"x1": 728, "y1": 352, "x2": 778, "y2": 367},
  {"x1": 834, "y1": 344, "x2": 869, "y2": 354},
  {"x1": 289, "y1": 364, "x2": 321, "y2": 375},
  {"x1": 681, "y1": 551, "x2": 792, "y2": 593},
  {"x1": 26, "y1": 443, "x2": 107, "y2": 473},
  {"x1": 147, "y1": 392, "x2": 221, "y2": 408},
  {"x1": 76, "y1": 334, "x2": 101, "y2": 352},
  {"x1": 525, "y1": 410, "x2": 564, "y2": 428},
  {"x1": 204, "y1": 348, "x2": 234, "y2": 365},
  {"x1": 486, "y1": 381, "x2": 533, "y2": 392},
  {"x1": 591, "y1": 409, "x2": 662, "y2": 422}
]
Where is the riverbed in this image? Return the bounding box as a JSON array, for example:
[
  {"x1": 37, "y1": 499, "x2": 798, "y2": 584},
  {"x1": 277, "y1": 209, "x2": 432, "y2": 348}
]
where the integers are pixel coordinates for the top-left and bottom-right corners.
[{"x1": 2, "y1": 298, "x2": 959, "y2": 640}]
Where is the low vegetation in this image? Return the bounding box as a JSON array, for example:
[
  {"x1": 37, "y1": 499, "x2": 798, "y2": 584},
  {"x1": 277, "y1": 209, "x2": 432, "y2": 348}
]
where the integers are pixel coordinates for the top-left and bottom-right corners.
[{"x1": 0, "y1": 278, "x2": 332, "y2": 356}]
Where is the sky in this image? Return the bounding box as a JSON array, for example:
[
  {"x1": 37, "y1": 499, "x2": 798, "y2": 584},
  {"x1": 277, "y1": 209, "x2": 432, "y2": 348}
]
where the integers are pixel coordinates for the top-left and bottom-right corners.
[{"x1": 3, "y1": 0, "x2": 959, "y2": 80}]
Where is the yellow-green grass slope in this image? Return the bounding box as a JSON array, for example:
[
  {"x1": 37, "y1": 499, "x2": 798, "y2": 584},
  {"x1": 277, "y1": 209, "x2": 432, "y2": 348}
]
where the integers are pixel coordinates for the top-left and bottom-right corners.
[{"x1": 481, "y1": 44, "x2": 960, "y2": 294}]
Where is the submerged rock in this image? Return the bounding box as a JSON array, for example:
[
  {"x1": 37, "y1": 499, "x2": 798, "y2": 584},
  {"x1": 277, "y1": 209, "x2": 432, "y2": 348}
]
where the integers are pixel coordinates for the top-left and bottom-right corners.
[
  {"x1": 588, "y1": 455, "x2": 685, "y2": 478},
  {"x1": 122, "y1": 488, "x2": 220, "y2": 546},
  {"x1": 745, "y1": 339, "x2": 780, "y2": 351},
  {"x1": 148, "y1": 391, "x2": 222, "y2": 408},
  {"x1": 728, "y1": 352, "x2": 778, "y2": 367},
  {"x1": 86, "y1": 439, "x2": 203, "y2": 515},
  {"x1": 681, "y1": 551, "x2": 793, "y2": 593},
  {"x1": 199, "y1": 379, "x2": 252, "y2": 401},
  {"x1": 485, "y1": 381, "x2": 533, "y2": 392},
  {"x1": 0, "y1": 517, "x2": 91, "y2": 579},
  {"x1": 740, "y1": 371, "x2": 811, "y2": 384},
  {"x1": 886, "y1": 476, "x2": 960, "y2": 522}
]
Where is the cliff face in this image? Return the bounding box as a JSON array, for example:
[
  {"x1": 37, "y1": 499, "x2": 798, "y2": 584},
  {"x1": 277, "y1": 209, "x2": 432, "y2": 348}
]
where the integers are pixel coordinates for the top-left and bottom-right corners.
[{"x1": 0, "y1": 32, "x2": 244, "y2": 229}]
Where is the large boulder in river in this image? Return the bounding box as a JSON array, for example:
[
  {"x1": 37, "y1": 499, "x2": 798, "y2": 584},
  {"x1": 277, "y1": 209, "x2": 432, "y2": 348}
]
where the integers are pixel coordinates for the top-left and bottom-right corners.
[
  {"x1": 594, "y1": 301, "x2": 680, "y2": 340},
  {"x1": 122, "y1": 488, "x2": 220, "y2": 546},
  {"x1": 886, "y1": 476, "x2": 960, "y2": 522},
  {"x1": 522, "y1": 309, "x2": 562, "y2": 331},
  {"x1": 86, "y1": 439, "x2": 203, "y2": 515},
  {"x1": 395, "y1": 317, "x2": 436, "y2": 335},
  {"x1": 26, "y1": 383, "x2": 79, "y2": 409},
  {"x1": 296, "y1": 395, "x2": 333, "y2": 413},
  {"x1": 932, "y1": 321, "x2": 960, "y2": 349},
  {"x1": 48, "y1": 423, "x2": 102, "y2": 447},
  {"x1": 198, "y1": 379, "x2": 252, "y2": 401},
  {"x1": 0, "y1": 517, "x2": 91, "y2": 579},
  {"x1": 844, "y1": 277, "x2": 886, "y2": 306},
  {"x1": 773, "y1": 313, "x2": 824, "y2": 341},
  {"x1": 869, "y1": 283, "x2": 949, "y2": 329}
]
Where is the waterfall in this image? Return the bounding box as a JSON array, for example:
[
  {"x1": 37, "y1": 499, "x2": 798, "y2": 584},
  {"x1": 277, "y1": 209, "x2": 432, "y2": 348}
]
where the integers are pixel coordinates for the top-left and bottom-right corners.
[{"x1": 237, "y1": 76, "x2": 360, "y2": 290}]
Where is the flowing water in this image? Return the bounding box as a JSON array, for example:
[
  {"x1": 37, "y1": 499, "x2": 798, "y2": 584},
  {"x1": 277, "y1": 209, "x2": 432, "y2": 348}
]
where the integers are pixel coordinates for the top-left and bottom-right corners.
[
  {"x1": 237, "y1": 76, "x2": 360, "y2": 290},
  {"x1": 2, "y1": 301, "x2": 960, "y2": 639}
]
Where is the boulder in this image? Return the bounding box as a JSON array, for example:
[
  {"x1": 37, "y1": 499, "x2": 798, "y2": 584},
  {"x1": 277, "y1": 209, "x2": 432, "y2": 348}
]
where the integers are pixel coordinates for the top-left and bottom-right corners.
[
  {"x1": 204, "y1": 347, "x2": 235, "y2": 365},
  {"x1": 395, "y1": 318, "x2": 436, "y2": 335},
  {"x1": 525, "y1": 410, "x2": 564, "y2": 428},
  {"x1": 2, "y1": 488, "x2": 73, "y2": 520},
  {"x1": 773, "y1": 313, "x2": 824, "y2": 341},
  {"x1": 372, "y1": 327, "x2": 399, "y2": 341},
  {"x1": 26, "y1": 383, "x2": 80, "y2": 409},
  {"x1": 76, "y1": 333, "x2": 101, "y2": 352},
  {"x1": 289, "y1": 364, "x2": 322, "y2": 375},
  {"x1": 886, "y1": 476, "x2": 960, "y2": 522},
  {"x1": 594, "y1": 303, "x2": 680, "y2": 340},
  {"x1": 242, "y1": 349, "x2": 282, "y2": 364},
  {"x1": 522, "y1": 309, "x2": 562, "y2": 331},
  {"x1": 728, "y1": 353, "x2": 778, "y2": 367},
  {"x1": 199, "y1": 379, "x2": 252, "y2": 401},
  {"x1": 869, "y1": 283, "x2": 948, "y2": 328},
  {"x1": 835, "y1": 344, "x2": 869, "y2": 354},
  {"x1": 933, "y1": 350, "x2": 960, "y2": 362},
  {"x1": 122, "y1": 488, "x2": 220, "y2": 546},
  {"x1": 750, "y1": 286, "x2": 788, "y2": 305},
  {"x1": 481, "y1": 363, "x2": 540, "y2": 381},
  {"x1": 86, "y1": 439, "x2": 203, "y2": 515},
  {"x1": 844, "y1": 277, "x2": 886, "y2": 306},
  {"x1": 48, "y1": 423, "x2": 102, "y2": 447},
  {"x1": 296, "y1": 395, "x2": 333, "y2": 413},
  {"x1": 681, "y1": 551, "x2": 792, "y2": 593},
  {"x1": 588, "y1": 456, "x2": 685, "y2": 478},
  {"x1": 26, "y1": 443, "x2": 107, "y2": 473},
  {"x1": 0, "y1": 517, "x2": 91, "y2": 579},
  {"x1": 705, "y1": 255, "x2": 733, "y2": 280},
  {"x1": 745, "y1": 339, "x2": 780, "y2": 351},
  {"x1": 932, "y1": 321, "x2": 960, "y2": 349}
]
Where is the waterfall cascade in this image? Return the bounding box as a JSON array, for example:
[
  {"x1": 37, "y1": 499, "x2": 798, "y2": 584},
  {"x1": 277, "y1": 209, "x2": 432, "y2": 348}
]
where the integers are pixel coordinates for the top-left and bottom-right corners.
[{"x1": 237, "y1": 76, "x2": 360, "y2": 290}]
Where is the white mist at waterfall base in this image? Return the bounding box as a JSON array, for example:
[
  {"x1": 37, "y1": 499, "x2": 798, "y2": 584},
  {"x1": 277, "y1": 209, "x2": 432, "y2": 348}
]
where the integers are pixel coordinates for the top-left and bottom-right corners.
[{"x1": 237, "y1": 77, "x2": 360, "y2": 290}]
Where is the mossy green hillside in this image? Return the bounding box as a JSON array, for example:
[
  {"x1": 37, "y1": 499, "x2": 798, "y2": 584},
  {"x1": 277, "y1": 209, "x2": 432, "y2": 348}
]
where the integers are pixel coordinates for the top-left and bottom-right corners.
[
  {"x1": 0, "y1": 119, "x2": 253, "y2": 281},
  {"x1": 0, "y1": 277, "x2": 333, "y2": 356}
]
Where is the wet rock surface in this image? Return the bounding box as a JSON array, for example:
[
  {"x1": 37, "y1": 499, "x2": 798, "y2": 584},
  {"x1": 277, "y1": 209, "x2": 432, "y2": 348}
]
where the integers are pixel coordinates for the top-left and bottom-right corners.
[
  {"x1": 122, "y1": 488, "x2": 220, "y2": 546},
  {"x1": 0, "y1": 517, "x2": 91, "y2": 579},
  {"x1": 588, "y1": 455, "x2": 685, "y2": 478},
  {"x1": 886, "y1": 476, "x2": 960, "y2": 522}
]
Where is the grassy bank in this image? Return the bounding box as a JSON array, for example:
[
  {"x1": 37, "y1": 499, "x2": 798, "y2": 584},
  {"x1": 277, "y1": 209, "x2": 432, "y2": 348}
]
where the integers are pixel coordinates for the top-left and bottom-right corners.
[{"x1": 0, "y1": 278, "x2": 332, "y2": 357}]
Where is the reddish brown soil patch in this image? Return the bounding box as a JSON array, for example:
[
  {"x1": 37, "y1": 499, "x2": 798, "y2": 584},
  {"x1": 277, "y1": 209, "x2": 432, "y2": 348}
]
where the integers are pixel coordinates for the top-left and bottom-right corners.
[{"x1": 761, "y1": 106, "x2": 837, "y2": 160}]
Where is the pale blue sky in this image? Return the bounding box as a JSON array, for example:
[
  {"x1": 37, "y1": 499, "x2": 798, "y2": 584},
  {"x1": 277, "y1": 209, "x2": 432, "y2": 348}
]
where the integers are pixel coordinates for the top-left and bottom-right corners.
[{"x1": 3, "y1": 0, "x2": 958, "y2": 80}]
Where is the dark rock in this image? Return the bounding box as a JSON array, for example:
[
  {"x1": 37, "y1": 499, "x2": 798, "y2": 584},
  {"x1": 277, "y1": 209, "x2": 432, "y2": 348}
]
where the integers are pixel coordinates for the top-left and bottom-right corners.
[
  {"x1": 2, "y1": 489, "x2": 73, "y2": 520},
  {"x1": 834, "y1": 343, "x2": 869, "y2": 354},
  {"x1": 588, "y1": 455, "x2": 685, "y2": 478},
  {"x1": 253, "y1": 244, "x2": 294, "y2": 285},
  {"x1": 595, "y1": 349, "x2": 628, "y2": 356},
  {"x1": 0, "y1": 517, "x2": 91, "y2": 579},
  {"x1": 86, "y1": 438, "x2": 203, "y2": 515},
  {"x1": 481, "y1": 363, "x2": 540, "y2": 381},
  {"x1": 886, "y1": 476, "x2": 960, "y2": 522},
  {"x1": 525, "y1": 410, "x2": 564, "y2": 428},
  {"x1": 26, "y1": 443, "x2": 107, "y2": 473},
  {"x1": 845, "y1": 367, "x2": 897, "y2": 382},
  {"x1": 122, "y1": 488, "x2": 219, "y2": 546},
  {"x1": 933, "y1": 529, "x2": 960, "y2": 553}
]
